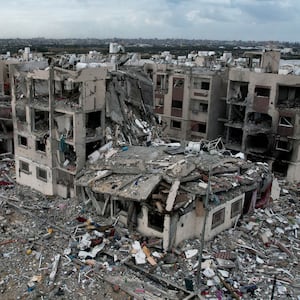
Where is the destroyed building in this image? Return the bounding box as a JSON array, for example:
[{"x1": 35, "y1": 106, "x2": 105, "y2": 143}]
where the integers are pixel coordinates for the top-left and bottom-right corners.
[
  {"x1": 222, "y1": 50, "x2": 300, "y2": 182},
  {"x1": 0, "y1": 61, "x2": 11, "y2": 97},
  {"x1": 10, "y1": 62, "x2": 155, "y2": 198},
  {"x1": 76, "y1": 144, "x2": 273, "y2": 251},
  {"x1": 145, "y1": 63, "x2": 228, "y2": 142},
  {"x1": 0, "y1": 54, "x2": 47, "y2": 155},
  {"x1": 1, "y1": 48, "x2": 299, "y2": 299},
  {"x1": 0, "y1": 61, "x2": 14, "y2": 153},
  {"x1": 148, "y1": 50, "x2": 300, "y2": 182}
]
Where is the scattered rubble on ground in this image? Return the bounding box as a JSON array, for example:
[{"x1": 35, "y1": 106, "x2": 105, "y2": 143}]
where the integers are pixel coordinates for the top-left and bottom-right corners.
[{"x1": 0, "y1": 152, "x2": 299, "y2": 299}]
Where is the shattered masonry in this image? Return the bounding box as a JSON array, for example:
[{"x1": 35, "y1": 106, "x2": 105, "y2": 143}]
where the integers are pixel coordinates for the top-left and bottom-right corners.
[
  {"x1": 0, "y1": 145, "x2": 299, "y2": 299},
  {"x1": 76, "y1": 144, "x2": 274, "y2": 251},
  {"x1": 147, "y1": 49, "x2": 300, "y2": 182},
  {"x1": 0, "y1": 46, "x2": 299, "y2": 299},
  {"x1": 10, "y1": 62, "x2": 156, "y2": 197}
]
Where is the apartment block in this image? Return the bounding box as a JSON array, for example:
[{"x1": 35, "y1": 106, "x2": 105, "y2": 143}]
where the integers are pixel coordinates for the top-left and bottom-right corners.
[
  {"x1": 145, "y1": 63, "x2": 228, "y2": 142},
  {"x1": 223, "y1": 50, "x2": 300, "y2": 181},
  {"x1": 0, "y1": 61, "x2": 15, "y2": 153},
  {"x1": 10, "y1": 60, "x2": 155, "y2": 197},
  {"x1": 11, "y1": 63, "x2": 107, "y2": 197}
]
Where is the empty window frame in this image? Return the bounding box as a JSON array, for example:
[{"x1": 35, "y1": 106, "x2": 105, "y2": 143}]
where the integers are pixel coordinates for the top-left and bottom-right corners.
[
  {"x1": 277, "y1": 85, "x2": 300, "y2": 108},
  {"x1": 231, "y1": 199, "x2": 242, "y2": 218},
  {"x1": 191, "y1": 100, "x2": 208, "y2": 113},
  {"x1": 173, "y1": 78, "x2": 184, "y2": 88},
  {"x1": 190, "y1": 100, "x2": 198, "y2": 112},
  {"x1": 20, "y1": 160, "x2": 29, "y2": 174},
  {"x1": 171, "y1": 120, "x2": 181, "y2": 129},
  {"x1": 165, "y1": 75, "x2": 169, "y2": 91},
  {"x1": 230, "y1": 82, "x2": 249, "y2": 101},
  {"x1": 148, "y1": 211, "x2": 164, "y2": 232},
  {"x1": 193, "y1": 79, "x2": 210, "y2": 90},
  {"x1": 33, "y1": 79, "x2": 49, "y2": 97},
  {"x1": 247, "y1": 112, "x2": 272, "y2": 127},
  {"x1": 199, "y1": 103, "x2": 208, "y2": 112},
  {"x1": 18, "y1": 135, "x2": 28, "y2": 147},
  {"x1": 63, "y1": 81, "x2": 80, "y2": 96},
  {"x1": 201, "y1": 81, "x2": 210, "y2": 90},
  {"x1": 193, "y1": 78, "x2": 202, "y2": 89},
  {"x1": 255, "y1": 86, "x2": 270, "y2": 97},
  {"x1": 191, "y1": 122, "x2": 207, "y2": 133},
  {"x1": 16, "y1": 106, "x2": 26, "y2": 122},
  {"x1": 211, "y1": 207, "x2": 225, "y2": 229},
  {"x1": 156, "y1": 95, "x2": 164, "y2": 106},
  {"x1": 156, "y1": 74, "x2": 163, "y2": 90},
  {"x1": 279, "y1": 116, "x2": 293, "y2": 127},
  {"x1": 171, "y1": 100, "x2": 183, "y2": 109},
  {"x1": 33, "y1": 110, "x2": 49, "y2": 131},
  {"x1": 36, "y1": 167, "x2": 47, "y2": 182},
  {"x1": 276, "y1": 140, "x2": 291, "y2": 152},
  {"x1": 86, "y1": 111, "x2": 101, "y2": 130},
  {"x1": 36, "y1": 140, "x2": 46, "y2": 152}
]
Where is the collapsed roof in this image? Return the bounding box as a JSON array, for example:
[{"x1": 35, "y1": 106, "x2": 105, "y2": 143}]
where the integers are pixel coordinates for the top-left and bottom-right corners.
[{"x1": 76, "y1": 144, "x2": 272, "y2": 210}]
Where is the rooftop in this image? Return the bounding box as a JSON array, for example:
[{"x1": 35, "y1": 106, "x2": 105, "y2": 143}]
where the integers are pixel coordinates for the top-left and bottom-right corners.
[{"x1": 76, "y1": 144, "x2": 272, "y2": 209}]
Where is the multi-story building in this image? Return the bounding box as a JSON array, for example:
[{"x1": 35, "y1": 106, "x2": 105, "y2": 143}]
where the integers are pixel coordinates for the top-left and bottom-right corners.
[
  {"x1": 8, "y1": 48, "x2": 300, "y2": 197},
  {"x1": 145, "y1": 63, "x2": 228, "y2": 142},
  {"x1": 10, "y1": 61, "x2": 155, "y2": 197},
  {"x1": 11, "y1": 63, "x2": 107, "y2": 197},
  {"x1": 223, "y1": 50, "x2": 300, "y2": 181},
  {"x1": 147, "y1": 50, "x2": 300, "y2": 182}
]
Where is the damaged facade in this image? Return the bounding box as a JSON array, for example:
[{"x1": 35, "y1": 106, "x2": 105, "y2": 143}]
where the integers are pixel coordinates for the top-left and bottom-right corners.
[
  {"x1": 223, "y1": 50, "x2": 300, "y2": 182},
  {"x1": 148, "y1": 50, "x2": 300, "y2": 182},
  {"x1": 145, "y1": 63, "x2": 228, "y2": 142},
  {"x1": 0, "y1": 61, "x2": 14, "y2": 153},
  {"x1": 4, "y1": 48, "x2": 299, "y2": 250},
  {"x1": 76, "y1": 145, "x2": 273, "y2": 250},
  {"x1": 10, "y1": 62, "x2": 155, "y2": 197}
]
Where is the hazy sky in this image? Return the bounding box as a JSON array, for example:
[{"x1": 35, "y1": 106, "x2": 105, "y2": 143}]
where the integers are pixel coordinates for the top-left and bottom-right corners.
[{"x1": 0, "y1": 0, "x2": 299, "y2": 41}]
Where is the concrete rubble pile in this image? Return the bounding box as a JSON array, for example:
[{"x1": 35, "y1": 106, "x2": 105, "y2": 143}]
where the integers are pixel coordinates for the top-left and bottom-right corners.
[
  {"x1": 2, "y1": 46, "x2": 300, "y2": 299},
  {"x1": 76, "y1": 143, "x2": 274, "y2": 254},
  {"x1": 0, "y1": 184, "x2": 193, "y2": 299},
  {"x1": 181, "y1": 189, "x2": 300, "y2": 299},
  {"x1": 86, "y1": 67, "x2": 163, "y2": 164},
  {"x1": 0, "y1": 177, "x2": 299, "y2": 299},
  {"x1": 0, "y1": 153, "x2": 15, "y2": 189},
  {"x1": 1, "y1": 138, "x2": 299, "y2": 299},
  {"x1": 0, "y1": 185, "x2": 121, "y2": 299},
  {"x1": 103, "y1": 68, "x2": 160, "y2": 148}
]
